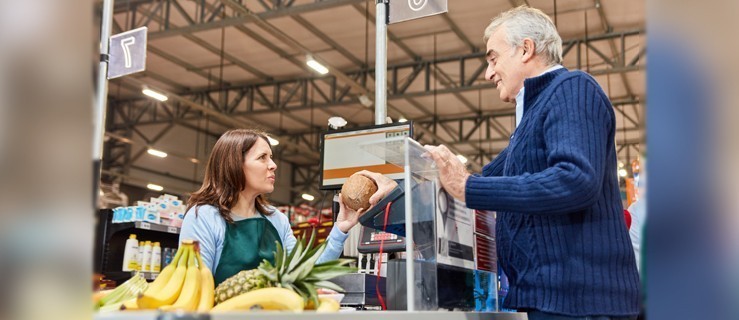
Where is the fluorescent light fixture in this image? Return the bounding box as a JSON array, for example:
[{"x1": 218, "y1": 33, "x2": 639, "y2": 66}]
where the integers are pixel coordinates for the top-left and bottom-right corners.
[
  {"x1": 147, "y1": 183, "x2": 164, "y2": 191},
  {"x1": 306, "y1": 56, "x2": 329, "y2": 75},
  {"x1": 456, "y1": 154, "x2": 468, "y2": 164},
  {"x1": 618, "y1": 168, "x2": 628, "y2": 177},
  {"x1": 301, "y1": 193, "x2": 315, "y2": 201},
  {"x1": 267, "y1": 136, "x2": 279, "y2": 146},
  {"x1": 147, "y1": 148, "x2": 168, "y2": 158},
  {"x1": 398, "y1": 117, "x2": 408, "y2": 123},
  {"x1": 142, "y1": 88, "x2": 168, "y2": 102}
]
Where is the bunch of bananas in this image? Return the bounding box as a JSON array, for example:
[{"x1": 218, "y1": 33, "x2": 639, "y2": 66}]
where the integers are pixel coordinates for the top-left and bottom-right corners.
[{"x1": 134, "y1": 240, "x2": 215, "y2": 312}]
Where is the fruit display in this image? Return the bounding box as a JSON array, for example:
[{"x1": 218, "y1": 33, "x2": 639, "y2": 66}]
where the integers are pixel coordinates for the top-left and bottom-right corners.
[
  {"x1": 94, "y1": 272, "x2": 148, "y2": 312},
  {"x1": 95, "y1": 232, "x2": 351, "y2": 314},
  {"x1": 136, "y1": 240, "x2": 215, "y2": 312},
  {"x1": 214, "y1": 230, "x2": 355, "y2": 309}
]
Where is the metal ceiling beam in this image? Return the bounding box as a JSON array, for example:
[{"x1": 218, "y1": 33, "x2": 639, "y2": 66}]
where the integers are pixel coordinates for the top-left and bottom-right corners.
[
  {"x1": 440, "y1": 14, "x2": 479, "y2": 53},
  {"x1": 134, "y1": 5, "x2": 271, "y2": 81},
  {"x1": 147, "y1": 0, "x2": 366, "y2": 40},
  {"x1": 120, "y1": 76, "x2": 321, "y2": 160}
]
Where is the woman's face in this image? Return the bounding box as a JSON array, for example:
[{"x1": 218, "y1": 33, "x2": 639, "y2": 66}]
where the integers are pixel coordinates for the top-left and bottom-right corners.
[{"x1": 242, "y1": 137, "x2": 277, "y2": 195}]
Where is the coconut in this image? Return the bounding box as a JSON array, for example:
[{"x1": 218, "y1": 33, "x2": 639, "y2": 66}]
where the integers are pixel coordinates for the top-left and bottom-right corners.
[{"x1": 341, "y1": 173, "x2": 378, "y2": 211}]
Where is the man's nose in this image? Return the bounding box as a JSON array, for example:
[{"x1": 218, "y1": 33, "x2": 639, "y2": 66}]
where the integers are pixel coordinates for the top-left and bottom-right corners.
[{"x1": 485, "y1": 64, "x2": 495, "y2": 82}]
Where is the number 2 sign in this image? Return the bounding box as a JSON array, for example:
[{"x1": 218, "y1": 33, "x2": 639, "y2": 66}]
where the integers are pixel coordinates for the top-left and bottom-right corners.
[{"x1": 108, "y1": 26, "x2": 147, "y2": 79}]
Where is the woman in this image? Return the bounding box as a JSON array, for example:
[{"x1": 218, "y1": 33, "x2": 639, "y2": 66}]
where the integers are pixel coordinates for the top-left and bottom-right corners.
[{"x1": 179, "y1": 129, "x2": 363, "y2": 286}]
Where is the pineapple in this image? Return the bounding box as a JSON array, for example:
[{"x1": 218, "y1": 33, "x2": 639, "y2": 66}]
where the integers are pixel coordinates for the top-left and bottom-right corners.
[{"x1": 214, "y1": 231, "x2": 355, "y2": 306}]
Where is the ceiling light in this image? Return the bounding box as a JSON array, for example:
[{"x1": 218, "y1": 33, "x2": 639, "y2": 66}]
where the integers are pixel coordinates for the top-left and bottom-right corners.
[
  {"x1": 147, "y1": 183, "x2": 164, "y2": 191},
  {"x1": 618, "y1": 168, "x2": 628, "y2": 177},
  {"x1": 398, "y1": 117, "x2": 408, "y2": 123},
  {"x1": 147, "y1": 148, "x2": 168, "y2": 158},
  {"x1": 618, "y1": 161, "x2": 624, "y2": 168},
  {"x1": 301, "y1": 193, "x2": 315, "y2": 201},
  {"x1": 456, "y1": 154, "x2": 468, "y2": 164},
  {"x1": 190, "y1": 158, "x2": 199, "y2": 164},
  {"x1": 267, "y1": 136, "x2": 279, "y2": 146},
  {"x1": 306, "y1": 56, "x2": 329, "y2": 75},
  {"x1": 328, "y1": 116, "x2": 347, "y2": 130},
  {"x1": 142, "y1": 88, "x2": 168, "y2": 102}
]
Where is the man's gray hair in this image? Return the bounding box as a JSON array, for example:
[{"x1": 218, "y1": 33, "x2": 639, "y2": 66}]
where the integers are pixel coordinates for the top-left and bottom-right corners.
[{"x1": 483, "y1": 6, "x2": 563, "y2": 65}]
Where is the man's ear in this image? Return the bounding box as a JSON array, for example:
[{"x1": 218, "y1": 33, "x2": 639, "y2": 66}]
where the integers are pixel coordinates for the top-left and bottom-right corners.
[{"x1": 521, "y1": 38, "x2": 535, "y2": 63}]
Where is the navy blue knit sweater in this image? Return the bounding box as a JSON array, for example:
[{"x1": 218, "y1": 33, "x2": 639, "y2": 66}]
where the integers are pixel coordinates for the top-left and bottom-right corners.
[{"x1": 465, "y1": 68, "x2": 640, "y2": 316}]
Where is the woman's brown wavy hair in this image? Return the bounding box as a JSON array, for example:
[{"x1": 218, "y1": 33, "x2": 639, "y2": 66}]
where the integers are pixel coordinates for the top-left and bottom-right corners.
[{"x1": 186, "y1": 129, "x2": 273, "y2": 223}]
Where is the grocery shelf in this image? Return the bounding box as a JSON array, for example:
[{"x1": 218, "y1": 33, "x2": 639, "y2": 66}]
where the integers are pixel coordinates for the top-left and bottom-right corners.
[
  {"x1": 109, "y1": 221, "x2": 181, "y2": 235},
  {"x1": 95, "y1": 311, "x2": 527, "y2": 320}
]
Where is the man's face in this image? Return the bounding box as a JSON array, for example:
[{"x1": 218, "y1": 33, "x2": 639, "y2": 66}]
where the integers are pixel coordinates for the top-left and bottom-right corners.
[{"x1": 485, "y1": 27, "x2": 526, "y2": 103}]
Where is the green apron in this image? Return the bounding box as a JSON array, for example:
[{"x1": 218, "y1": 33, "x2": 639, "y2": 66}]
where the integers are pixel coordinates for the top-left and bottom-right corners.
[{"x1": 214, "y1": 213, "x2": 281, "y2": 286}]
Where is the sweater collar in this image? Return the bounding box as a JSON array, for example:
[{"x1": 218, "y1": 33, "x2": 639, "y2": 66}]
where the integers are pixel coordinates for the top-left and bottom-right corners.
[{"x1": 523, "y1": 67, "x2": 568, "y2": 104}]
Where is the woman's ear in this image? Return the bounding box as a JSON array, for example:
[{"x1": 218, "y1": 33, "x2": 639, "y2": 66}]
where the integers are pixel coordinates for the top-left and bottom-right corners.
[{"x1": 521, "y1": 38, "x2": 535, "y2": 63}]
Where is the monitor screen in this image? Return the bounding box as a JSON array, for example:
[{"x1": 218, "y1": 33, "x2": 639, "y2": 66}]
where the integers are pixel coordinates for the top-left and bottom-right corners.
[{"x1": 319, "y1": 122, "x2": 412, "y2": 190}]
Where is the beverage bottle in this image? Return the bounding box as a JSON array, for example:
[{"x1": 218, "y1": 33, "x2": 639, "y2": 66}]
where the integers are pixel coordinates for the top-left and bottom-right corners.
[
  {"x1": 151, "y1": 242, "x2": 162, "y2": 272},
  {"x1": 141, "y1": 241, "x2": 152, "y2": 272},
  {"x1": 121, "y1": 234, "x2": 139, "y2": 271}
]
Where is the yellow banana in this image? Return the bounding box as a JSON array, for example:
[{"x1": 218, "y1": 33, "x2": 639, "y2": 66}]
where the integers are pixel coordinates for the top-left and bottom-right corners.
[
  {"x1": 137, "y1": 245, "x2": 191, "y2": 309},
  {"x1": 121, "y1": 297, "x2": 138, "y2": 310},
  {"x1": 195, "y1": 251, "x2": 215, "y2": 312},
  {"x1": 161, "y1": 246, "x2": 201, "y2": 312},
  {"x1": 316, "y1": 297, "x2": 340, "y2": 312},
  {"x1": 143, "y1": 243, "x2": 185, "y2": 296},
  {"x1": 210, "y1": 287, "x2": 304, "y2": 312}
]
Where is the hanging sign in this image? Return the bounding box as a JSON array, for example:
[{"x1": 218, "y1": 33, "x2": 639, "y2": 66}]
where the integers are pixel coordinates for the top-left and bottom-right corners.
[
  {"x1": 389, "y1": 0, "x2": 448, "y2": 24},
  {"x1": 107, "y1": 26, "x2": 148, "y2": 79}
]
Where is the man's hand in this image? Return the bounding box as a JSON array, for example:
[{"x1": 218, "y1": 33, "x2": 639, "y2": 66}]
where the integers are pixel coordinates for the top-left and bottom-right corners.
[
  {"x1": 423, "y1": 144, "x2": 471, "y2": 202},
  {"x1": 356, "y1": 170, "x2": 399, "y2": 209},
  {"x1": 335, "y1": 193, "x2": 364, "y2": 233}
]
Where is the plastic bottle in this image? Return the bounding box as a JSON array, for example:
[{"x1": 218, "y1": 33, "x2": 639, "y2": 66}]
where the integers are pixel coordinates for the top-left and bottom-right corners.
[
  {"x1": 163, "y1": 248, "x2": 173, "y2": 267},
  {"x1": 137, "y1": 241, "x2": 146, "y2": 271},
  {"x1": 151, "y1": 242, "x2": 162, "y2": 272},
  {"x1": 121, "y1": 234, "x2": 139, "y2": 271},
  {"x1": 141, "y1": 241, "x2": 152, "y2": 272}
]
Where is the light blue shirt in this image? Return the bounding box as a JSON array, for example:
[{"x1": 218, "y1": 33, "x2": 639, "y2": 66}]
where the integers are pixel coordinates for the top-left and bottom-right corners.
[
  {"x1": 515, "y1": 64, "x2": 565, "y2": 127},
  {"x1": 179, "y1": 204, "x2": 349, "y2": 273}
]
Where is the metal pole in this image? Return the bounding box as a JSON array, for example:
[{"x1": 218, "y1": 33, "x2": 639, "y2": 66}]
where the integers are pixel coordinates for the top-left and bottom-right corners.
[
  {"x1": 375, "y1": 0, "x2": 388, "y2": 125},
  {"x1": 94, "y1": 0, "x2": 114, "y2": 205},
  {"x1": 403, "y1": 139, "x2": 415, "y2": 311}
]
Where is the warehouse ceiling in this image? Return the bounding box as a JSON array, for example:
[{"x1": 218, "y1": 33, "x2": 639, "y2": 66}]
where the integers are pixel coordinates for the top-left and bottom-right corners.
[{"x1": 99, "y1": 0, "x2": 645, "y2": 204}]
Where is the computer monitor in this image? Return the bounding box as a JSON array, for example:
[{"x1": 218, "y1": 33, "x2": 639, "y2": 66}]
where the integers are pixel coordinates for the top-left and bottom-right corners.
[{"x1": 319, "y1": 122, "x2": 412, "y2": 190}]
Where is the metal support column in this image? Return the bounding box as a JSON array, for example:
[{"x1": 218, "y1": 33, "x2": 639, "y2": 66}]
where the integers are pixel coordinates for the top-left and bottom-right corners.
[
  {"x1": 375, "y1": 0, "x2": 388, "y2": 125},
  {"x1": 94, "y1": 0, "x2": 114, "y2": 205}
]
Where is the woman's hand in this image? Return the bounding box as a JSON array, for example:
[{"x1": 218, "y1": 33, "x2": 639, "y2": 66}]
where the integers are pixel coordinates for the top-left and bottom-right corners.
[
  {"x1": 335, "y1": 193, "x2": 365, "y2": 233},
  {"x1": 356, "y1": 170, "x2": 399, "y2": 209}
]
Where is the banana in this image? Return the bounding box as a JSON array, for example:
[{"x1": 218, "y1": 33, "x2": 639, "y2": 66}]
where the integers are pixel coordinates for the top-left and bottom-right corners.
[
  {"x1": 143, "y1": 242, "x2": 185, "y2": 296},
  {"x1": 121, "y1": 297, "x2": 139, "y2": 310},
  {"x1": 195, "y1": 251, "x2": 215, "y2": 312},
  {"x1": 160, "y1": 246, "x2": 201, "y2": 312},
  {"x1": 137, "y1": 245, "x2": 191, "y2": 309},
  {"x1": 210, "y1": 287, "x2": 304, "y2": 312},
  {"x1": 316, "y1": 297, "x2": 340, "y2": 312}
]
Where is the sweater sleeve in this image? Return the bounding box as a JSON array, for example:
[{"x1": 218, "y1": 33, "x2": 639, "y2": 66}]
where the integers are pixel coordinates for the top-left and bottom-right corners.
[
  {"x1": 466, "y1": 76, "x2": 611, "y2": 214},
  {"x1": 481, "y1": 147, "x2": 509, "y2": 177}
]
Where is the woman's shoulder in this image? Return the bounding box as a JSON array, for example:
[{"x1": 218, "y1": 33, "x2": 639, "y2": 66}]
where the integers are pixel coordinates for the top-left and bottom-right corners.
[
  {"x1": 185, "y1": 204, "x2": 226, "y2": 223},
  {"x1": 264, "y1": 206, "x2": 290, "y2": 226}
]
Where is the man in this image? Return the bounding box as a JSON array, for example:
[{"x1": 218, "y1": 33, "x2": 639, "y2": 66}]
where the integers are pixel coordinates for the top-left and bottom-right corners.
[{"x1": 423, "y1": 6, "x2": 640, "y2": 320}]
